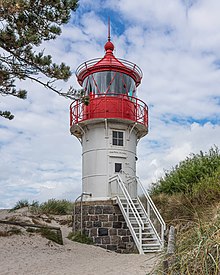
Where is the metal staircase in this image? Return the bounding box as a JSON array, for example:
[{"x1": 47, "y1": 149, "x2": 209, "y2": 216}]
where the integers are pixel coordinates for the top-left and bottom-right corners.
[{"x1": 109, "y1": 175, "x2": 166, "y2": 254}]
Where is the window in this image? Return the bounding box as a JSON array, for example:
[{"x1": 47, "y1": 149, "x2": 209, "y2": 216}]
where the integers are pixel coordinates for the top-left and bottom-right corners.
[
  {"x1": 115, "y1": 163, "x2": 122, "y2": 173},
  {"x1": 82, "y1": 71, "x2": 136, "y2": 95},
  {"x1": 112, "y1": 131, "x2": 124, "y2": 146}
]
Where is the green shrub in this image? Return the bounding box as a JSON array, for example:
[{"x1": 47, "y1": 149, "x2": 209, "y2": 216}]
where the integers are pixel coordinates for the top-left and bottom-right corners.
[
  {"x1": 151, "y1": 146, "x2": 220, "y2": 274},
  {"x1": 151, "y1": 146, "x2": 220, "y2": 196},
  {"x1": 67, "y1": 231, "x2": 93, "y2": 244}
]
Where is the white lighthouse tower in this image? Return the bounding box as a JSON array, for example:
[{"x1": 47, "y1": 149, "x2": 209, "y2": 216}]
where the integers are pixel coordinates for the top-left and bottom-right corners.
[{"x1": 70, "y1": 26, "x2": 165, "y2": 254}]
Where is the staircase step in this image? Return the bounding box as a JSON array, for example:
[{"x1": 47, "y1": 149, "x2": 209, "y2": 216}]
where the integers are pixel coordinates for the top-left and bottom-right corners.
[
  {"x1": 142, "y1": 237, "x2": 158, "y2": 241},
  {"x1": 142, "y1": 243, "x2": 160, "y2": 247},
  {"x1": 142, "y1": 249, "x2": 161, "y2": 253},
  {"x1": 136, "y1": 232, "x2": 154, "y2": 236},
  {"x1": 129, "y1": 218, "x2": 148, "y2": 223}
]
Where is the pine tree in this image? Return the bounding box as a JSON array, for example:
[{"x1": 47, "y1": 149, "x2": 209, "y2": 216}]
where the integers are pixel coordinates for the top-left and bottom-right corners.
[{"x1": 0, "y1": 0, "x2": 79, "y2": 119}]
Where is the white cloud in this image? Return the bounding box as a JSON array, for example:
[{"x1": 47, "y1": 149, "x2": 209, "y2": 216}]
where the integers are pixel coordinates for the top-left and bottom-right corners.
[{"x1": 1, "y1": 0, "x2": 220, "y2": 208}]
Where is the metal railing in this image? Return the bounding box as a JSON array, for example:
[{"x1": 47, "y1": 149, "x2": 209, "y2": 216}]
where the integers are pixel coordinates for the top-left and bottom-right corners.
[
  {"x1": 109, "y1": 174, "x2": 144, "y2": 254},
  {"x1": 70, "y1": 94, "x2": 148, "y2": 128},
  {"x1": 137, "y1": 177, "x2": 166, "y2": 249},
  {"x1": 76, "y1": 57, "x2": 143, "y2": 80},
  {"x1": 73, "y1": 192, "x2": 92, "y2": 234}
]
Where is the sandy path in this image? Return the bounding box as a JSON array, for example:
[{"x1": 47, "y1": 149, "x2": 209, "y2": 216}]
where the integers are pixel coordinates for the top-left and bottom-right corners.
[
  {"x1": 0, "y1": 210, "x2": 160, "y2": 275},
  {"x1": 0, "y1": 235, "x2": 159, "y2": 275}
]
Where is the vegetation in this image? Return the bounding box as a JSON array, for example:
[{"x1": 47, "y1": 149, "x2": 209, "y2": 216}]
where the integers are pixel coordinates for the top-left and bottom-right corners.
[
  {"x1": 26, "y1": 227, "x2": 63, "y2": 244},
  {"x1": 151, "y1": 146, "x2": 220, "y2": 274},
  {"x1": 152, "y1": 146, "x2": 220, "y2": 196},
  {"x1": 11, "y1": 199, "x2": 29, "y2": 210},
  {"x1": 39, "y1": 199, "x2": 73, "y2": 215},
  {"x1": 67, "y1": 231, "x2": 93, "y2": 245},
  {"x1": 11, "y1": 198, "x2": 73, "y2": 215},
  {"x1": 0, "y1": 0, "x2": 79, "y2": 120}
]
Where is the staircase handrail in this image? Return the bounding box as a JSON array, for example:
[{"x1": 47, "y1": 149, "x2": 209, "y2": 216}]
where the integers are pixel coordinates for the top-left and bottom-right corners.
[
  {"x1": 136, "y1": 197, "x2": 162, "y2": 245},
  {"x1": 136, "y1": 177, "x2": 166, "y2": 246},
  {"x1": 115, "y1": 196, "x2": 143, "y2": 254},
  {"x1": 109, "y1": 175, "x2": 144, "y2": 230},
  {"x1": 109, "y1": 175, "x2": 144, "y2": 254}
]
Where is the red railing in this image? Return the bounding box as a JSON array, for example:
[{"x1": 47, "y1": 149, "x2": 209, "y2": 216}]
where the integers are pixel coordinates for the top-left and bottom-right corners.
[
  {"x1": 70, "y1": 94, "x2": 148, "y2": 128},
  {"x1": 76, "y1": 58, "x2": 143, "y2": 80}
]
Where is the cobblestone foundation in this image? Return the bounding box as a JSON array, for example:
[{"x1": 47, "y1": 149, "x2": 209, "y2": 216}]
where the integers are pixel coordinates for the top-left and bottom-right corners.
[{"x1": 73, "y1": 200, "x2": 137, "y2": 253}]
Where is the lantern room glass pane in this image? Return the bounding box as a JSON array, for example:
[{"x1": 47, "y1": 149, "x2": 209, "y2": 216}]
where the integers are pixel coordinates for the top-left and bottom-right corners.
[{"x1": 82, "y1": 71, "x2": 136, "y2": 97}]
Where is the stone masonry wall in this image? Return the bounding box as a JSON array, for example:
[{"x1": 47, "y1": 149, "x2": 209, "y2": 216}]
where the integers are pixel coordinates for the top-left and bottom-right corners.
[{"x1": 73, "y1": 200, "x2": 137, "y2": 253}]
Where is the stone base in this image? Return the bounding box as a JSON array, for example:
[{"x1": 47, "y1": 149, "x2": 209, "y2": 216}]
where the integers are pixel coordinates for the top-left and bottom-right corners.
[{"x1": 73, "y1": 200, "x2": 137, "y2": 253}]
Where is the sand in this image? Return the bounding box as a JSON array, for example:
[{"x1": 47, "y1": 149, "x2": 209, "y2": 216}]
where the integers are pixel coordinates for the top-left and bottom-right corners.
[{"x1": 0, "y1": 209, "x2": 160, "y2": 275}]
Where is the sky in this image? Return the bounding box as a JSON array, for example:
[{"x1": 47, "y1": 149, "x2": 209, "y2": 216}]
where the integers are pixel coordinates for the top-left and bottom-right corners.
[{"x1": 0, "y1": 0, "x2": 220, "y2": 208}]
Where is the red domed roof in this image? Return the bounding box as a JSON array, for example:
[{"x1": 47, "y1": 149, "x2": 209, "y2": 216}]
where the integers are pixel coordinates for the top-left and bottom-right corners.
[{"x1": 76, "y1": 38, "x2": 143, "y2": 87}]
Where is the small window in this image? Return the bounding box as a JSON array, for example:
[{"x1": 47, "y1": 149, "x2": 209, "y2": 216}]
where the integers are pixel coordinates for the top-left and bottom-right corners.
[
  {"x1": 115, "y1": 163, "x2": 122, "y2": 173},
  {"x1": 112, "y1": 131, "x2": 124, "y2": 146}
]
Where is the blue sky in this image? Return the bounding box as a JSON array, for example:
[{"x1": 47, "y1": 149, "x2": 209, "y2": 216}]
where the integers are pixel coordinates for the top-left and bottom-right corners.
[{"x1": 0, "y1": 0, "x2": 220, "y2": 208}]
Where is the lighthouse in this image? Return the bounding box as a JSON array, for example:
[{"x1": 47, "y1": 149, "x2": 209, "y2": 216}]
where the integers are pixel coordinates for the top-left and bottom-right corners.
[{"x1": 70, "y1": 26, "x2": 165, "y2": 254}]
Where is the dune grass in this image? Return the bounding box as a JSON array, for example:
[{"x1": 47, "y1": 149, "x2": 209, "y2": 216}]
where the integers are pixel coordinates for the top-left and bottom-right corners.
[
  {"x1": 11, "y1": 199, "x2": 74, "y2": 215},
  {"x1": 151, "y1": 146, "x2": 220, "y2": 274}
]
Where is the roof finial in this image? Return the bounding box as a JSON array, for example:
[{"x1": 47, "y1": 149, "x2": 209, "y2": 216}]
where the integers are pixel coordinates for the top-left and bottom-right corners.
[
  {"x1": 108, "y1": 17, "x2": 111, "y2": 42},
  {"x1": 104, "y1": 17, "x2": 114, "y2": 53}
]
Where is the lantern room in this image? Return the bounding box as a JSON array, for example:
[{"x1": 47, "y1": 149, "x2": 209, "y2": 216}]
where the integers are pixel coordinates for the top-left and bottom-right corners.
[{"x1": 70, "y1": 39, "x2": 148, "y2": 137}]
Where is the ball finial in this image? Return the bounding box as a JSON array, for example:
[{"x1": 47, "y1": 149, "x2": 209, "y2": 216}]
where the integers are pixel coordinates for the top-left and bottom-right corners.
[{"x1": 104, "y1": 41, "x2": 114, "y2": 52}]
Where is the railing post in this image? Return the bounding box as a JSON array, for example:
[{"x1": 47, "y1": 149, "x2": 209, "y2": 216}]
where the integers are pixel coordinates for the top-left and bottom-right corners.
[
  {"x1": 137, "y1": 177, "x2": 166, "y2": 247},
  {"x1": 139, "y1": 227, "x2": 142, "y2": 250},
  {"x1": 147, "y1": 201, "x2": 150, "y2": 219}
]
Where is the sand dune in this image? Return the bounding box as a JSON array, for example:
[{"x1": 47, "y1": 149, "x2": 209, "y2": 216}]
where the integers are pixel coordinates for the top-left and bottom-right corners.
[{"x1": 0, "y1": 209, "x2": 159, "y2": 275}]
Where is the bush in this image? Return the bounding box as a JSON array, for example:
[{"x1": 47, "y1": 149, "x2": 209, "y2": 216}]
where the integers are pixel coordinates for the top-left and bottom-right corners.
[
  {"x1": 151, "y1": 146, "x2": 220, "y2": 196},
  {"x1": 151, "y1": 146, "x2": 220, "y2": 274}
]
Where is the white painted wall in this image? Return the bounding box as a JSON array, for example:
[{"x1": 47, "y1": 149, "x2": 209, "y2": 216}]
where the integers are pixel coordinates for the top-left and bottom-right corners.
[{"x1": 81, "y1": 120, "x2": 139, "y2": 200}]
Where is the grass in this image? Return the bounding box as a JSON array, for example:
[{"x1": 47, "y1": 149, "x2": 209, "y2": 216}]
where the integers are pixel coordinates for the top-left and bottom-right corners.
[
  {"x1": 151, "y1": 147, "x2": 220, "y2": 274},
  {"x1": 26, "y1": 227, "x2": 63, "y2": 245},
  {"x1": 11, "y1": 199, "x2": 74, "y2": 215},
  {"x1": 67, "y1": 231, "x2": 93, "y2": 245},
  {"x1": 154, "y1": 197, "x2": 220, "y2": 274},
  {"x1": 10, "y1": 199, "x2": 30, "y2": 211},
  {"x1": 169, "y1": 205, "x2": 220, "y2": 275},
  {"x1": 39, "y1": 199, "x2": 73, "y2": 215}
]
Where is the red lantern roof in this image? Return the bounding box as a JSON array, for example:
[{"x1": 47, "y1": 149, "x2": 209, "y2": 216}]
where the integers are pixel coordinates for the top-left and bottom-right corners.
[{"x1": 76, "y1": 38, "x2": 143, "y2": 87}]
